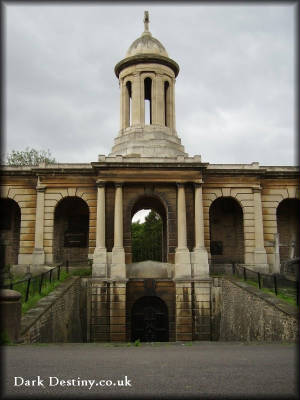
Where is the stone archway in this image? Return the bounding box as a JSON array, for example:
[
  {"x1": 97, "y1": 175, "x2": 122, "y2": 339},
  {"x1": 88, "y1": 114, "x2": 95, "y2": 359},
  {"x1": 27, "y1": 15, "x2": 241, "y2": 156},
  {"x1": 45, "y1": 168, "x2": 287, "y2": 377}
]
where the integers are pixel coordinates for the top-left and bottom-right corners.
[
  {"x1": 130, "y1": 195, "x2": 168, "y2": 263},
  {"x1": 276, "y1": 198, "x2": 300, "y2": 262},
  {"x1": 0, "y1": 198, "x2": 21, "y2": 267},
  {"x1": 53, "y1": 196, "x2": 89, "y2": 265},
  {"x1": 209, "y1": 197, "x2": 244, "y2": 264},
  {"x1": 131, "y1": 296, "x2": 169, "y2": 342}
]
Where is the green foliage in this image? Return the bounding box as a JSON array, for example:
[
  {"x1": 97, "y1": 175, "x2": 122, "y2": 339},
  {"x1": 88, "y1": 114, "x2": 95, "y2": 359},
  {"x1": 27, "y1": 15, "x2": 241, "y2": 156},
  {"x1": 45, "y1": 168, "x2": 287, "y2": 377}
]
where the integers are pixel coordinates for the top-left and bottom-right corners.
[
  {"x1": 131, "y1": 210, "x2": 162, "y2": 262},
  {"x1": 6, "y1": 147, "x2": 56, "y2": 166},
  {"x1": 133, "y1": 339, "x2": 141, "y2": 346}
]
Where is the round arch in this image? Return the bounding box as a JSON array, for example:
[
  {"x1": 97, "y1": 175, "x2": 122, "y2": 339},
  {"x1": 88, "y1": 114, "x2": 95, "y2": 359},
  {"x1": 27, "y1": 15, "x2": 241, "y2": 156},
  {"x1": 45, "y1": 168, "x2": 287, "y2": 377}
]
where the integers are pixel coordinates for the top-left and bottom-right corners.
[
  {"x1": 129, "y1": 194, "x2": 168, "y2": 263},
  {"x1": 276, "y1": 198, "x2": 300, "y2": 261},
  {"x1": 209, "y1": 196, "x2": 244, "y2": 264},
  {"x1": 53, "y1": 196, "x2": 89, "y2": 265},
  {"x1": 131, "y1": 296, "x2": 169, "y2": 342},
  {"x1": 0, "y1": 198, "x2": 21, "y2": 266}
]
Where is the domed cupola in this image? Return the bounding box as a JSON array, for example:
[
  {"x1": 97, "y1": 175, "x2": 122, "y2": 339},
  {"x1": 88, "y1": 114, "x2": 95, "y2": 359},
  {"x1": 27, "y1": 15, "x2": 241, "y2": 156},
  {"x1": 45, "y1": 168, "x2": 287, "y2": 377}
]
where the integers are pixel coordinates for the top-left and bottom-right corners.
[{"x1": 110, "y1": 11, "x2": 187, "y2": 158}]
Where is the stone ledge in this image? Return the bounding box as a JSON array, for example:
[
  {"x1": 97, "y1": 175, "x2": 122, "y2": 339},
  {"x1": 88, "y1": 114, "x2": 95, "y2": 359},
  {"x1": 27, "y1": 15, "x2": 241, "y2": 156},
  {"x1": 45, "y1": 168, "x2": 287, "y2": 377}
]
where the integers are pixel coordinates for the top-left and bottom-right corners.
[
  {"x1": 225, "y1": 277, "x2": 298, "y2": 318},
  {"x1": 20, "y1": 276, "x2": 81, "y2": 336}
]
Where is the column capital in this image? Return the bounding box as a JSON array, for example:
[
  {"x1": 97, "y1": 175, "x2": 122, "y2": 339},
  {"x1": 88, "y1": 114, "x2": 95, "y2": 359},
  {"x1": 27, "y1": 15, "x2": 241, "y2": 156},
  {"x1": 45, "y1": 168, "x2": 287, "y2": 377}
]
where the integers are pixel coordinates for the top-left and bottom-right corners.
[
  {"x1": 253, "y1": 187, "x2": 262, "y2": 193},
  {"x1": 36, "y1": 185, "x2": 46, "y2": 193},
  {"x1": 96, "y1": 180, "x2": 106, "y2": 188},
  {"x1": 176, "y1": 182, "x2": 185, "y2": 189},
  {"x1": 115, "y1": 182, "x2": 123, "y2": 188},
  {"x1": 193, "y1": 182, "x2": 203, "y2": 189}
]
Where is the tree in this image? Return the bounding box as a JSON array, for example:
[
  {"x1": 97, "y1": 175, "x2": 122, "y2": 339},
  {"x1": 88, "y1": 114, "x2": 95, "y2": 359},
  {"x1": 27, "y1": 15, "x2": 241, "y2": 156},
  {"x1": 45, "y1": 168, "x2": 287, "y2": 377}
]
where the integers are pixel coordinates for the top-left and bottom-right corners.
[
  {"x1": 6, "y1": 147, "x2": 57, "y2": 166},
  {"x1": 131, "y1": 210, "x2": 162, "y2": 262}
]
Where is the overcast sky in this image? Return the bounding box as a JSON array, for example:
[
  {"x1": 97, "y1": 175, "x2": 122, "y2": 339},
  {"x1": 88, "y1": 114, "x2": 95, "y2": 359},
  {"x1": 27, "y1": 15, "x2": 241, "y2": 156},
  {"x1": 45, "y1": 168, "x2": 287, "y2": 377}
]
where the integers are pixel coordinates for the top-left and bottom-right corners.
[{"x1": 4, "y1": 3, "x2": 297, "y2": 166}]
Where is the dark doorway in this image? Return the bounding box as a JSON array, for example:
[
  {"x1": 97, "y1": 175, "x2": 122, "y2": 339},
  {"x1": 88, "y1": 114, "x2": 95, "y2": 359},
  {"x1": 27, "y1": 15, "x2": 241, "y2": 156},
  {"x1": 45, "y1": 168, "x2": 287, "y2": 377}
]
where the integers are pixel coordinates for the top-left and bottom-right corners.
[
  {"x1": 0, "y1": 198, "x2": 21, "y2": 267},
  {"x1": 131, "y1": 296, "x2": 169, "y2": 342},
  {"x1": 209, "y1": 197, "x2": 244, "y2": 264},
  {"x1": 277, "y1": 198, "x2": 300, "y2": 262},
  {"x1": 53, "y1": 196, "x2": 89, "y2": 265}
]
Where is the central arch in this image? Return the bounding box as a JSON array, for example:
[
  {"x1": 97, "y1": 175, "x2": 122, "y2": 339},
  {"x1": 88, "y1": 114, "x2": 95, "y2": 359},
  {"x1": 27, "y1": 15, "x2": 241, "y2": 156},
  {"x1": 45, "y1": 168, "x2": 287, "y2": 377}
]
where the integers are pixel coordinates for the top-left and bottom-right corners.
[
  {"x1": 130, "y1": 195, "x2": 168, "y2": 263},
  {"x1": 131, "y1": 296, "x2": 169, "y2": 342}
]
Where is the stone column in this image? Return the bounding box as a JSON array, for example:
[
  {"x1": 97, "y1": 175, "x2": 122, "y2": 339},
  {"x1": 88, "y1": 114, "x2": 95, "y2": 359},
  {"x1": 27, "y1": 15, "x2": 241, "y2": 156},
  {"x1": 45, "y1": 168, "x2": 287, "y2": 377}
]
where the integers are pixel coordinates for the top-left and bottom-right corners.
[
  {"x1": 32, "y1": 185, "x2": 46, "y2": 265},
  {"x1": 156, "y1": 74, "x2": 164, "y2": 126},
  {"x1": 191, "y1": 183, "x2": 209, "y2": 278},
  {"x1": 92, "y1": 181, "x2": 107, "y2": 277},
  {"x1": 273, "y1": 232, "x2": 281, "y2": 273},
  {"x1": 175, "y1": 183, "x2": 191, "y2": 279},
  {"x1": 132, "y1": 73, "x2": 141, "y2": 126},
  {"x1": 111, "y1": 183, "x2": 126, "y2": 279},
  {"x1": 253, "y1": 188, "x2": 268, "y2": 271}
]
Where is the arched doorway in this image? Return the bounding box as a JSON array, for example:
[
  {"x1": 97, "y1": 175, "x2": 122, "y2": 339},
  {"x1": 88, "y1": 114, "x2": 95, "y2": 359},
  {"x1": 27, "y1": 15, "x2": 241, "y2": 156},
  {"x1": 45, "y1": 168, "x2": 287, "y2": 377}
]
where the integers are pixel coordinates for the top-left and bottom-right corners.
[
  {"x1": 0, "y1": 198, "x2": 21, "y2": 267},
  {"x1": 131, "y1": 196, "x2": 167, "y2": 263},
  {"x1": 131, "y1": 296, "x2": 169, "y2": 342},
  {"x1": 53, "y1": 196, "x2": 89, "y2": 265},
  {"x1": 276, "y1": 198, "x2": 300, "y2": 261},
  {"x1": 209, "y1": 197, "x2": 244, "y2": 264}
]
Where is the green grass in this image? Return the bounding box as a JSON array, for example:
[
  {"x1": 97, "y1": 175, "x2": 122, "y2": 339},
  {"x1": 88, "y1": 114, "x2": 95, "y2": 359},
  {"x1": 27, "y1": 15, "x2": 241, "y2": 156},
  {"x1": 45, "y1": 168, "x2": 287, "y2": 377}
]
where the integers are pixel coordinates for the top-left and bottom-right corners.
[
  {"x1": 20, "y1": 267, "x2": 92, "y2": 314},
  {"x1": 232, "y1": 276, "x2": 297, "y2": 306}
]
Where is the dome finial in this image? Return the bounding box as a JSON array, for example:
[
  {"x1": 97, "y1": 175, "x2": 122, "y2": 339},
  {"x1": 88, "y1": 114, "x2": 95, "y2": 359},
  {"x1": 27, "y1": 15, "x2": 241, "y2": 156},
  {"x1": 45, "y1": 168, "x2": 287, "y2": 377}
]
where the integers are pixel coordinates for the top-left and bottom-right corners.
[{"x1": 144, "y1": 10, "x2": 149, "y2": 33}]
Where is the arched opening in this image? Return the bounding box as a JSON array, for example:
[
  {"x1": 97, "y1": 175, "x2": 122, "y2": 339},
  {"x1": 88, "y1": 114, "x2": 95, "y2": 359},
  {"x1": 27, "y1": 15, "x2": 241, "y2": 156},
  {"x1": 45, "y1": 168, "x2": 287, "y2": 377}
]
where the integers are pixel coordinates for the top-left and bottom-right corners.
[
  {"x1": 164, "y1": 81, "x2": 170, "y2": 127},
  {"x1": 131, "y1": 196, "x2": 167, "y2": 263},
  {"x1": 131, "y1": 296, "x2": 169, "y2": 342},
  {"x1": 209, "y1": 197, "x2": 244, "y2": 264},
  {"x1": 276, "y1": 198, "x2": 300, "y2": 262},
  {"x1": 144, "y1": 77, "x2": 152, "y2": 125},
  {"x1": 0, "y1": 198, "x2": 21, "y2": 267},
  {"x1": 125, "y1": 81, "x2": 132, "y2": 128},
  {"x1": 53, "y1": 197, "x2": 89, "y2": 266}
]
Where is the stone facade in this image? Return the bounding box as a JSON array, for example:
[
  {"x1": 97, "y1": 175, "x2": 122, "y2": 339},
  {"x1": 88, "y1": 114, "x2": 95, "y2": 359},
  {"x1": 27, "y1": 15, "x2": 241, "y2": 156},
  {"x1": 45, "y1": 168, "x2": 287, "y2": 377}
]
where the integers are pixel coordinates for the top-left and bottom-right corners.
[{"x1": 1, "y1": 12, "x2": 299, "y2": 342}]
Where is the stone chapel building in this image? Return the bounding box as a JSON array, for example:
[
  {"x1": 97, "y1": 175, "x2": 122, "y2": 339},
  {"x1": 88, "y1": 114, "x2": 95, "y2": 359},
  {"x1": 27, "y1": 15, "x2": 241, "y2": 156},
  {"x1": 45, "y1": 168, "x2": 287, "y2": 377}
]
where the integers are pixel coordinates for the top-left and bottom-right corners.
[{"x1": 1, "y1": 12, "x2": 299, "y2": 341}]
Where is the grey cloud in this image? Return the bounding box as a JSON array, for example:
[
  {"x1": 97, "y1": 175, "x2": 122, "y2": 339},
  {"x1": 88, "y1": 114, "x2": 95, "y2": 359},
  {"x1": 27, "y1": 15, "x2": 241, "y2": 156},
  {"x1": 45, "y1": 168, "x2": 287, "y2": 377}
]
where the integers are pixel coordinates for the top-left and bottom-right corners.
[{"x1": 5, "y1": 4, "x2": 296, "y2": 165}]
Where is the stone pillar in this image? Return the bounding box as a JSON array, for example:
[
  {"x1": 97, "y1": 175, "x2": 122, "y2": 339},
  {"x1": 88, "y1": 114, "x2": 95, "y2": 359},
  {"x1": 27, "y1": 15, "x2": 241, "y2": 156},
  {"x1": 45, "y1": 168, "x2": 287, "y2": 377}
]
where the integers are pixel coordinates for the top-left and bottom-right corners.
[
  {"x1": 121, "y1": 79, "x2": 130, "y2": 130},
  {"x1": 32, "y1": 185, "x2": 46, "y2": 265},
  {"x1": 92, "y1": 181, "x2": 107, "y2": 277},
  {"x1": 191, "y1": 183, "x2": 209, "y2": 278},
  {"x1": 132, "y1": 73, "x2": 141, "y2": 126},
  {"x1": 273, "y1": 232, "x2": 281, "y2": 273},
  {"x1": 175, "y1": 282, "x2": 192, "y2": 341},
  {"x1": 111, "y1": 183, "x2": 126, "y2": 279},
  {"x1": 156, "y1": 74, "x2": 164, "y2": 126},
  {"x1": 253, "y1": 188, "x2": 268, "y2": 272},
  {"x1": 0, "y1": 289, "x2": 22, "y2": 343},
  {"x1": 175, "y1": 183, "x2": 191, "y2": 279}
]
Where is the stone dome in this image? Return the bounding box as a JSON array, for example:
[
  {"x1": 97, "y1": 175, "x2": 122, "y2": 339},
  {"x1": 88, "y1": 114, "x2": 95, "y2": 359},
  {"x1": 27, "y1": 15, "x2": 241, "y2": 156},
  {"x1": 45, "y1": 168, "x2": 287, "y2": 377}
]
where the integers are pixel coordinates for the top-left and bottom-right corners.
[{"x1": 126, "y1": 31, "x2": 169, "y2": 58}]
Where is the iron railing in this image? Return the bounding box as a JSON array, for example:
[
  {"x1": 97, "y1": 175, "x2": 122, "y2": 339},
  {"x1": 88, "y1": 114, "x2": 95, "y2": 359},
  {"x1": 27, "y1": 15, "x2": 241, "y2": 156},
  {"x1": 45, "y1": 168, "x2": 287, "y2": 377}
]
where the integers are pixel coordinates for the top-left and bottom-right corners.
[{"x1": 231, "y1": 263, "x2": 299, "y2": 305}]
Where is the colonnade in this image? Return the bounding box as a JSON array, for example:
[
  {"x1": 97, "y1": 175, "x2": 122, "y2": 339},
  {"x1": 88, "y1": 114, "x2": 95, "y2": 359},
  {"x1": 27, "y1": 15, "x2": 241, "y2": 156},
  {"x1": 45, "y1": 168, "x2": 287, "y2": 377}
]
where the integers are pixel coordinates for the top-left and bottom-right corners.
[{"x1": 120, "y1": 72, "x2": 175, "y2": 132}]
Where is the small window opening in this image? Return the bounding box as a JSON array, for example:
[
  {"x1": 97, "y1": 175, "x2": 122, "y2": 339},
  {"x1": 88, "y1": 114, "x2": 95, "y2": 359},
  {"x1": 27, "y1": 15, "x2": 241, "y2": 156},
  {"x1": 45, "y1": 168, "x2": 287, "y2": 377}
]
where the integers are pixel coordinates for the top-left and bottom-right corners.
[
  {"x1": 126, "y1": 81, "x2": 132, "y2": 127},
  {"x1": 164, "y1": 81, "x2": 170, "y2": 127},
  {"x1": 144, "y1": 78, "x2": 152, "y2": 125}
]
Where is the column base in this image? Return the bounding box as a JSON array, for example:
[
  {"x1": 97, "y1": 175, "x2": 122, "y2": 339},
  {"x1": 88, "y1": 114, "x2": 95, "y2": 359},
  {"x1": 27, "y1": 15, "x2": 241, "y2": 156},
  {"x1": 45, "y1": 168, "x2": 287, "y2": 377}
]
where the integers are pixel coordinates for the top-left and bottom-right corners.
[
  {"x1": 253, "y1": 249, "x2": 269, "y2": 272},
  {"x1": 32, "y1": 248, "x2": 45, "y2": 266},
  {"x1": 175, "y1": 248, "x2": 191, "y2": 279},
  {"x1": 191, "y1": 247, "x2": 209, "y2": 278},
  {"x1": 111, "y1": 247, "x2": 126, "y2": 279},
  {"x1": 92, "y1": 247, "x2": 107, "y2": 277}
]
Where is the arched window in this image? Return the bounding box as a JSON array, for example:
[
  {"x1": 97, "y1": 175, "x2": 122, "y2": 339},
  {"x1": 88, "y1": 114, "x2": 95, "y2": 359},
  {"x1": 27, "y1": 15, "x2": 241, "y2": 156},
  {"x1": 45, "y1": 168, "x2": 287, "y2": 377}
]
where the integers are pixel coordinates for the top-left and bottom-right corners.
[
  {"x1": 144, "y1": 77, "x2": 152, "y2": 125},
  {"x1": 125, "y1": 81, "x2": 132, "y2": 128},
  {"x1": 164, "y1": 81, "x2": 170, "y2": 127}
]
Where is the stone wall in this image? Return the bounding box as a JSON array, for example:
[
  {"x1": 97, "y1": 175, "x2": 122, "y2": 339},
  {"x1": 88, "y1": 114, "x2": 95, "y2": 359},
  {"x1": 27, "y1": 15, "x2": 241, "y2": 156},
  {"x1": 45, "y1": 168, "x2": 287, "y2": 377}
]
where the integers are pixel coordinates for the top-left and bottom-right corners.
[
  {"x1": 20, "y1": 276, "x2": 84, "y2": 343},
  {"x1": 219, "y1": 278, "x2": 298, "y2": 342}
]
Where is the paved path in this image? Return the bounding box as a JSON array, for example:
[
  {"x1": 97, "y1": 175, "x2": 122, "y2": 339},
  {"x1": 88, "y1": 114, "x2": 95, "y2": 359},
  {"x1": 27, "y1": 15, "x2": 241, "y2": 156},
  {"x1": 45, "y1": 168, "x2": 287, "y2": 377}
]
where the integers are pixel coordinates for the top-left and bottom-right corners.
[{"x1": 2, "y1": 342, "x2": 298, "y2": 399}]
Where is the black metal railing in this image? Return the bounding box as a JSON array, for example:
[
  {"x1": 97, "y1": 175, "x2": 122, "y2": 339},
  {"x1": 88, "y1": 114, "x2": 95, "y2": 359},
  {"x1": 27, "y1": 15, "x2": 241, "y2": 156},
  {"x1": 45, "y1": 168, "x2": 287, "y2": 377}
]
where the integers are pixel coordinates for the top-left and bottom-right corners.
[
  {"x1": 231, "y1": 263, "x2": 299, "y2": 305},
  {"x1": 1, "y1": 262, "x2": 69, "y2": 303}
]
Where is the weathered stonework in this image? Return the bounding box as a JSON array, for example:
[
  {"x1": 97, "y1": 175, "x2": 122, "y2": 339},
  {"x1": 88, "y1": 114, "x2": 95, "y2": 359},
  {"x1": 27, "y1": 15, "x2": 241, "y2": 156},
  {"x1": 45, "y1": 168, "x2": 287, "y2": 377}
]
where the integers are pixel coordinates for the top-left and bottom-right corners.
[{"x1": 1, "y1": 12, "x2": 299, "y2": 342}]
